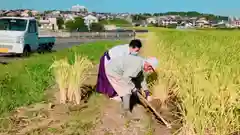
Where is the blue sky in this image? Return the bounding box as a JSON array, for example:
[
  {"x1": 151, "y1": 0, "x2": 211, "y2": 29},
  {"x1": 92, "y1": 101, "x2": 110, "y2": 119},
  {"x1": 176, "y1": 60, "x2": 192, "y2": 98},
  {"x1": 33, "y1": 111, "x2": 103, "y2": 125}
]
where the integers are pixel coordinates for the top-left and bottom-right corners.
[{"x1": 1, "y1": 0, "x2": 239, "y2": 16}]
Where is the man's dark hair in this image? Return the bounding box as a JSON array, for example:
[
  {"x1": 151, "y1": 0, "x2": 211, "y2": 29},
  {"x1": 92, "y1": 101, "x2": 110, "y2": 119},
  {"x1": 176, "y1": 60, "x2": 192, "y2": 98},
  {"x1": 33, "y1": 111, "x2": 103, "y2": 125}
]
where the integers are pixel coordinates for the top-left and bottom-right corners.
[{"x1": 129, "y1": 39, "x2": 142, "y2": 48}]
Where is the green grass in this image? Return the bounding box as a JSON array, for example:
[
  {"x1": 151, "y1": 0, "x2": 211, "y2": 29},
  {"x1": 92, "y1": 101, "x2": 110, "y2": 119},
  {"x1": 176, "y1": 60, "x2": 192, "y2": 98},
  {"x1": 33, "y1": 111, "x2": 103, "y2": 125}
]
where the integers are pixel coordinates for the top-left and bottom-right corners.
[
  {"x1": 0, "y1": 40, "x2": 127, "y2": 115},
  {"x1": 142, "y1": 30, "x2": 240, "y2": 135},
  {"x1": 100, "y1": 19, "x2": 132, "y2": 27}
]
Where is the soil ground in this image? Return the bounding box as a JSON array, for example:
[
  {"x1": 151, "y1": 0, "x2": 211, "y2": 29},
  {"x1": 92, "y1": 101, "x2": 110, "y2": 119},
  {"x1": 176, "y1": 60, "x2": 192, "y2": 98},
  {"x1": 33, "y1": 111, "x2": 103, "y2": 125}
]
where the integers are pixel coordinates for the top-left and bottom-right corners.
[{"x1": 0, "y1": 65, "x2": 177, "y2": 135}]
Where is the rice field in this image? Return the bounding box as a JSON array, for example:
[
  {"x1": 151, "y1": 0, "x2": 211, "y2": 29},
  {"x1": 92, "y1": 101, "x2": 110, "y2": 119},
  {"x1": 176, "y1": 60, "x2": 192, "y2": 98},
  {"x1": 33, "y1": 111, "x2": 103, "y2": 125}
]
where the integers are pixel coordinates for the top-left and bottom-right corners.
[{"x1": 140, "y1": 29, "x2": 240, "y2": 135}]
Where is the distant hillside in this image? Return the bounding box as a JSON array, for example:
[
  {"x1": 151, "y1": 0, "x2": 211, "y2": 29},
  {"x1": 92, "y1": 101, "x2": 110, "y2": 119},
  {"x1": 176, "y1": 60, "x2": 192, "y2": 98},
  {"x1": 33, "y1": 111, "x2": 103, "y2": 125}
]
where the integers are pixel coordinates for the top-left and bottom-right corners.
[{"x1": 149, "y1": 11, "x2": 229, "y2": 20}]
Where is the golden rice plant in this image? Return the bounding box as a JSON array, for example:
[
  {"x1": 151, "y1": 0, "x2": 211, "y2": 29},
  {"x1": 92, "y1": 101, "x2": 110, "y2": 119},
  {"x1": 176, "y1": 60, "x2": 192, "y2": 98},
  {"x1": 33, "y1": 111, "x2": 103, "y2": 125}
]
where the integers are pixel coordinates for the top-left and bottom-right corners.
[
  {"x1": 144, "y1": 29, "x2": 240, "y2": 135},
  {"x1": 135, "y1": 32, "x2": 148, "y2": 39},
  {"x1": 140, "y1": 32, "x2": 179, "y2": 107},
  {"x1": 67, "y1": 54, "x2": 93, "y2": 104},
  {"x1": 50, "y1": 58, "x2": 70, "y2": 104}
]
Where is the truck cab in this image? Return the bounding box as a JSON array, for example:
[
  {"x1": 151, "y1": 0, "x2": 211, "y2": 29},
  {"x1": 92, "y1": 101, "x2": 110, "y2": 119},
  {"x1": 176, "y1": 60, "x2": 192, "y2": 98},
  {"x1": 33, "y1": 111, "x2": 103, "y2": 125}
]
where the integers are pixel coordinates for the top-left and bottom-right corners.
[{"x1": 0, "y1": 17, "x2": 55, "y2": 56}]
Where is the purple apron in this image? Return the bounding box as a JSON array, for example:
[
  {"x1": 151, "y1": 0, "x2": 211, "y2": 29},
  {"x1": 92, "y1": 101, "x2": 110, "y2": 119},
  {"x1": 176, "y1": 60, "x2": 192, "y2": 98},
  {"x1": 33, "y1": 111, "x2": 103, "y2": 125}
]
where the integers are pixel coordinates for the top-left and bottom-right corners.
[{"x1": 96, "y1": 51, "x2": 117, "y2": 98}]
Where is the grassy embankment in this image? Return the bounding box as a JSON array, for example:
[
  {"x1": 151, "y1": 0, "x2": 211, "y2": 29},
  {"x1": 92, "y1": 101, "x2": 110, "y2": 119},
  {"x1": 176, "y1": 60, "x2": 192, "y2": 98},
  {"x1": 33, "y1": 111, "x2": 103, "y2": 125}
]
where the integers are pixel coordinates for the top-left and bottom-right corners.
[
  {"x1": 100, "y1": 18, "x2": 132, "y2": 27},
  {"x1": 0, "y1": 40, "x2": 126, "y2": 115},
  {"x1": 141, "y1": 29, "x2": 240, "y2": 135}
]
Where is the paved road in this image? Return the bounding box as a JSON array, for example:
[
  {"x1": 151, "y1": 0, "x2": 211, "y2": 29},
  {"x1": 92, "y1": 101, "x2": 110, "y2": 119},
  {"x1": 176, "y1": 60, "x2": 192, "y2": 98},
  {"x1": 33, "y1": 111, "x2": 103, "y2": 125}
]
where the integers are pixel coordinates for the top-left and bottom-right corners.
[
  {"x1": 54, "y1": 37, "x2": 131, "y2": 50},
  {"x1": 0, "y1": 37, "x2": 132, "y2": 64}
]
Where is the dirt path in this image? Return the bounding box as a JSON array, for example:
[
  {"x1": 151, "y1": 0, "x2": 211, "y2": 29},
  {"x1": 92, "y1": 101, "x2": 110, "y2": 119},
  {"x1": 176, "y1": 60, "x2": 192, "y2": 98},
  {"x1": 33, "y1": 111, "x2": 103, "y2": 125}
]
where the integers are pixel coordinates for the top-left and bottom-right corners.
[
  {"x1": 90, "y1": 99, "x2": 172, "y2": 135},
  {"x1": 91, "y1": 100, "x2": 151, "y2": 135}
]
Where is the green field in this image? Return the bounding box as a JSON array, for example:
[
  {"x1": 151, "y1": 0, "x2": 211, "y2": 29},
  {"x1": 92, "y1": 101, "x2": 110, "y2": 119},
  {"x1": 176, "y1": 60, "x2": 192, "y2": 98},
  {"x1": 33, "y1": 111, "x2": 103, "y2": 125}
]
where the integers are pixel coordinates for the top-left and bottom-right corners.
[
  {"x1": 100, "y1": 18, "x2": 132, "y2": 27},
  {"x1": 143, "y1": 29, "x2": 240, "y2": 135},
  {"x1": 0, "y1": 40, "x2": 126, "y2": 115}
]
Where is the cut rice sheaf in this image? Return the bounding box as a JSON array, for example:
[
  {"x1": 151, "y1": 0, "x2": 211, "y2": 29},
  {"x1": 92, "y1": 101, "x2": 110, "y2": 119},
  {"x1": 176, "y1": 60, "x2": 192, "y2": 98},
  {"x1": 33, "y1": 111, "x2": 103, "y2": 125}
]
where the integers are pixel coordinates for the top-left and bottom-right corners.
[{"x1": 50, "y1": 54, "x2": 93, "y2": 105}]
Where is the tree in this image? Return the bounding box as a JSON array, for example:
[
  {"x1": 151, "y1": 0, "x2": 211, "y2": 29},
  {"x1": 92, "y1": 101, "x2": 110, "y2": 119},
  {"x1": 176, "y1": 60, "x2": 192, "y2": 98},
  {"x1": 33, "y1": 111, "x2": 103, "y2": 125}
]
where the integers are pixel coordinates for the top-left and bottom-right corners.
[
  {"x1": 35, "y1": 16, "x2": 40, "y2": 20},
  {"x1": 65, "y1": 17, "x2": 88, "y2": 32},
  {"x1": 27, "y1": 11, "x2": 33, "y2": 17},
  {"x1": 142, "y1": 13, "x2": 152, "y2": 17},
  {"x1": 131, "y1": 14, "x2": 147, "y2": 21},
  {"x1": 65, "y1": 20, "x2": 76, "y2": 31},
  {"x1": 90, "y1": 23, "x2": 104, "y2": 32},
  {"x1": 44, "y1": 10, "x2": 53, "y2": 14},
  {"x1": 151, "y1": 11, "x2": 229, "y2": 21},
  {"x1": 37, "y1": 20, "x2": 41, "y2": 27},
  {"x1": 57, "y1": 17, "x2": 64, "y2": 30}
]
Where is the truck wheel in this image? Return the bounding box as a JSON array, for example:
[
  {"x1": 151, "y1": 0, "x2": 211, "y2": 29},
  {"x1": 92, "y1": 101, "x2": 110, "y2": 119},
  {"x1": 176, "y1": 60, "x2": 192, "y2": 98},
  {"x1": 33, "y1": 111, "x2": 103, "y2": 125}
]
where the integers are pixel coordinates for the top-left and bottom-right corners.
[
  {"x1": 21, "y1": 46, "x2": 31, "y2": 57},
  {"x1": 47, "y1": 43, "x2": 53, "y2": 52},
  {"x1": 37, "y1": 44, "x2": 44, "y2": 54}
]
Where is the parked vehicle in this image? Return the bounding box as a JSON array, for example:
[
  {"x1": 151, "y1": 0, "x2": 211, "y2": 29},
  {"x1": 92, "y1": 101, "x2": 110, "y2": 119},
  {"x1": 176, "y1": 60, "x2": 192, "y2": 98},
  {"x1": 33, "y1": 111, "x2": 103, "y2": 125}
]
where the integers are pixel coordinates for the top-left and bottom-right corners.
[{"x1": 0, "y1": 17, "x2": 56, "y2": 57}]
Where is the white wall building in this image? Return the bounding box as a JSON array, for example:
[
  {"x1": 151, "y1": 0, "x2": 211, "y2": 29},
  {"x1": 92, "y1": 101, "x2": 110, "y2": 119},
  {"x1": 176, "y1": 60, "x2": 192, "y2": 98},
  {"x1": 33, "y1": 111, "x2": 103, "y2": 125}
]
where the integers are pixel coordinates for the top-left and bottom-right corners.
[
  {"x1": 63, "y1": 14, "x2": 77, "y2": 21},
  {"x1": 146, "y1": 17, "x2": 157, "y2": 24},
  {"x1": 71, "y1": 4, "x2": 87, "y2": 12},
  {"x1": 84, "y1": 15, "x2": 98, "y2": 26},
  {"x1": 39, "y1": 17, "x2": 58, "y2": 30}
]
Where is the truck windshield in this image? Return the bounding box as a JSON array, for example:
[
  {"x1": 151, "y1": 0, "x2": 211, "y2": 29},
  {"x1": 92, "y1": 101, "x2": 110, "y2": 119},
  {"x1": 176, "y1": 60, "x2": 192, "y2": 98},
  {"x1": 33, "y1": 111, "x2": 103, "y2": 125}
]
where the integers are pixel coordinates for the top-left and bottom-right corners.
[{"x1": 0, "y1": 18, "x2": 27, "y2": 31}]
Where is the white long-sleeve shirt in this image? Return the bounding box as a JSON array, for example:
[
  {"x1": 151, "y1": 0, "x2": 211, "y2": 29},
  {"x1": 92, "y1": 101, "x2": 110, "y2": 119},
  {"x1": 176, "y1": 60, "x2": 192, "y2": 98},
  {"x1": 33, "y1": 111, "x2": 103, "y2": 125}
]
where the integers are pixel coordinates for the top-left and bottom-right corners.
[
  {"x1": 105, "y1": 55, "x2": 148, "y2": 96},
  {"x1": 104, "y1": 44, "x2": 129, "y2": 66},
  {"x1": 108, "y1": 44, "x2": 130, "y2": 58}
]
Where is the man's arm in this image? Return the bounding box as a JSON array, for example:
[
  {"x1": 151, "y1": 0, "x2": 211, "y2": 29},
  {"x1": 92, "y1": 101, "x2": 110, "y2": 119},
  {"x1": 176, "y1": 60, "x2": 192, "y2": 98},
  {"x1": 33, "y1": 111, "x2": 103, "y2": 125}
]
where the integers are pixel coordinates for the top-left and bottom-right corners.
[
  {"x1": 141, "y1": 74, "x2": 149, "y2": 91},
  {"x1": 122, "y1": 65, "x2": 142, "y2": 92}
]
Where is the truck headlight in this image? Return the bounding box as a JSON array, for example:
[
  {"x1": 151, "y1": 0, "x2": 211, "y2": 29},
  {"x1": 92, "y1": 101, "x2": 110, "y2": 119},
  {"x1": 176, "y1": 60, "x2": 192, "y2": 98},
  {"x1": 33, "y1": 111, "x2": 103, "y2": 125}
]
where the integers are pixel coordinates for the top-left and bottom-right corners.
[{"x1": 16, "y1": 36, "x2": 24, "y2": 44}]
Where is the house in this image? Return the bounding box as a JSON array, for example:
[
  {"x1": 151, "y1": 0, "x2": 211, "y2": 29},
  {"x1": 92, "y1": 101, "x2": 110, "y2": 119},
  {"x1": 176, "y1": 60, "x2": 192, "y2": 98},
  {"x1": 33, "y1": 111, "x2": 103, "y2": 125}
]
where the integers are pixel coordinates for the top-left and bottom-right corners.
[
  {"x1": 63, "y1": 14, "x2": 77, "y2": 21},
  {"x1": 6, "y1": 11, "x2": 20, "y2": 17},
  {"x1": 0, "y1": 11, "x2": 3, "y2": 16},
  {"x1": 39, "y1": 20, "x2": 50, "y2": 29},
  {"x1": 31, "y1": 10, "x2": 39, "y2": 16},
  {"x1": 19, "y1": 9, "x2": 39, "y2": 17},
  {"x1": 21, "y1": 10, "x2": 29, "y2": 17},
  {"x1": 228, "y1": 17, "x2": 240, "y2": 27},
  {"x1": 146, "y1": 17, "x2": 157, "y2": 24},
  {"x1": 115, "y1": 13, "x2": 130, "y2": 20},
  {"x1": 230, "y1": 20, "x2": 240, "y2": 27},
  {"x1": 39, "y1": 17, "x2": 58, "y2": 30},
  {"x1": 189, "y1": 17, "x2": 198, "y2": 26},
  {"x1": 44, "y1": 13, "x2": 60, "y2": 19},
  {"x1": 98, "y1": 14, "x2": 107, "y2": 20},
  {"x1": 178, "y1": 17, "x2": 191, "y2": 25},
  {"x1": 196, "y1": 17, "x2": 210, "y2": 27},
  {"x1": 177, "y1": 22, "x2": 194, "y2": 29},
  {"x1": 212, "y1": 20, "x2": 229, "y2": 28},
  {"x1": 157, "y1": 16, "x2": 178, "y2": 26},
  {"x1": 84, "y1": 15, "x2": 98, "y2": 26}
]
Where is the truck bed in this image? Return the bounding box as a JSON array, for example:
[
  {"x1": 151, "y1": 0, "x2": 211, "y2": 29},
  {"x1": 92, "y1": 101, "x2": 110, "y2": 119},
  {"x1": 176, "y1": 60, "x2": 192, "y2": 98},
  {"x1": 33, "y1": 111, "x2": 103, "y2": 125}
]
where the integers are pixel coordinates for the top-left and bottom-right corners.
[
  {"x1": 38, "y1": 35, "x2": 56, "y2": 45},
  {"x1": 39, "y1": 35, "x2": 55, "y2": 38}
]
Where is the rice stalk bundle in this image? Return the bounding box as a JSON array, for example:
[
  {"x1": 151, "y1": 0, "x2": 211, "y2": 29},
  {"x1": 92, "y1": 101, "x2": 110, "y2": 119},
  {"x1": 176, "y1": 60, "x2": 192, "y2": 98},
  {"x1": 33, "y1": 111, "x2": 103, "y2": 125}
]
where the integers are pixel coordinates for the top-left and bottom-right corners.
[
  {"x1": 67, "y1": 54, "x2": 93, "y2": 104},
  {"x1": 50, "y1": 58, "x2": 70, "y2": 104}
]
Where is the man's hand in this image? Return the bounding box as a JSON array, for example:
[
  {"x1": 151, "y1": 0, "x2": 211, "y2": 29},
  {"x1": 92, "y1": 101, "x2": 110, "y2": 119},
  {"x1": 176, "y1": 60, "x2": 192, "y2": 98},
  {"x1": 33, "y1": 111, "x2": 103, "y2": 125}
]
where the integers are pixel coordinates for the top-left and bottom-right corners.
[
  {"x1": 144, "y1": 90, "x2": 150, "y2": 99},
  {"x1": 131, "y1": 87, "x2": 138, "y2": 93}
]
